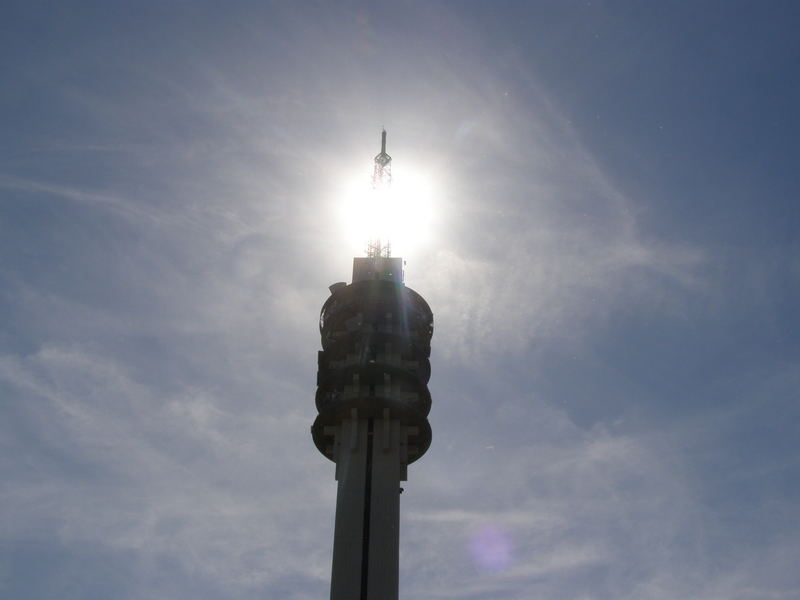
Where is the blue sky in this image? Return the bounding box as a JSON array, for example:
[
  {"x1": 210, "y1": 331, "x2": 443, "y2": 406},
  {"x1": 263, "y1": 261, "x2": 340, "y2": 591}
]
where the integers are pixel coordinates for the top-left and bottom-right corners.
[{"x1": 1, "y1": 2, "x2": 799, "y2": 599}]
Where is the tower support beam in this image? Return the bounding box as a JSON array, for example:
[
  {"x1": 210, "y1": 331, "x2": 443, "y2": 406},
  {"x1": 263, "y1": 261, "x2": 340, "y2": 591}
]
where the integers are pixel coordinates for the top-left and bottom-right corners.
[
  {"x1": 329, "y1": 411, "x2": 409, "y2": 600},
  {"x1": 330, "y1": 415, "x2": 369, "y2": 599}
]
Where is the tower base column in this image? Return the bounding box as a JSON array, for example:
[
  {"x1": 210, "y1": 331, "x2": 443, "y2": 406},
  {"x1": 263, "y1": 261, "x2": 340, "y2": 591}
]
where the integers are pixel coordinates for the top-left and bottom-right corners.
[{"x1": 328, "y1": 409, "x2": 409, "y2": 600}]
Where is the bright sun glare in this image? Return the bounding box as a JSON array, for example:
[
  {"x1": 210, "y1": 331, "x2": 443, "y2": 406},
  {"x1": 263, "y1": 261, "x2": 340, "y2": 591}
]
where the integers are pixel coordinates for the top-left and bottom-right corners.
[{"x1": 337, "y1": 165, "x2": 437, "y2": 260}]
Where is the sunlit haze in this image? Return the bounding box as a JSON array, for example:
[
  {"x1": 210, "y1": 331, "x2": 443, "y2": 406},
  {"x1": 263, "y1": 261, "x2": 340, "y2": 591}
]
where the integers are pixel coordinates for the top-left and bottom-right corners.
[{"x1": 337, "y1": 161, "x2": 437, "y2": 262}]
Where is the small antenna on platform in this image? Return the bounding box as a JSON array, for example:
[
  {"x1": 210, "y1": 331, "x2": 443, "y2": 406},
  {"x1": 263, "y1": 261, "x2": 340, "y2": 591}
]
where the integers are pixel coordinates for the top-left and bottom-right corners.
[{"x1": 373, "y1": 128, "x2": 392, "y2": 188}]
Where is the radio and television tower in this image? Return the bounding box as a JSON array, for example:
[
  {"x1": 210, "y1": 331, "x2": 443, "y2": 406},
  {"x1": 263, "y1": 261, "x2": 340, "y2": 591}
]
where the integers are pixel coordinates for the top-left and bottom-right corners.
[{"x1": 312, "y1": 131, "x2": 434, "y2": 600}]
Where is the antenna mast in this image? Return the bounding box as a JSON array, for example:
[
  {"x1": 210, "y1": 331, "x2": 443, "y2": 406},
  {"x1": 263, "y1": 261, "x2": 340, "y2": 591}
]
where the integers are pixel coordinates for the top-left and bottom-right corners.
[{"x1": 368, "y1": 129, "x2": 392, "y2": 258}]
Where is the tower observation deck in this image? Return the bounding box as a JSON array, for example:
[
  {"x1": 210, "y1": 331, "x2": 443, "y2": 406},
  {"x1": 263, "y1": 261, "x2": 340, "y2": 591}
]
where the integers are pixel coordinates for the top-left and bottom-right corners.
[{"x1": 311, "y1": 132, "x2": 434, "y2": 600}]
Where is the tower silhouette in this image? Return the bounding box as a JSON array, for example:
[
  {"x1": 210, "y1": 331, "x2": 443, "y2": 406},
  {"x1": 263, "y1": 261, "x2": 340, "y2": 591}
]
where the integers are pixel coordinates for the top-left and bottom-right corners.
[{"x1": 311, "y1": 132, "x2": 434, "y2": 600}]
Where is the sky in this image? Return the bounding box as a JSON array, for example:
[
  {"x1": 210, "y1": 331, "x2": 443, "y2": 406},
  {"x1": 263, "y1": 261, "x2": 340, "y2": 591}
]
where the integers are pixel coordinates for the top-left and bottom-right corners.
[{"x1": 1, "y1": 1, "x2": 799, "y2": 599}]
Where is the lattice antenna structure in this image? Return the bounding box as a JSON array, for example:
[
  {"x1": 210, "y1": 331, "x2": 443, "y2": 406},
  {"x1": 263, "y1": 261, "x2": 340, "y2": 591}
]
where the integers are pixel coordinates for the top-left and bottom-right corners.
[{"x1": 368, "y1": 129, "x2": 393, "y2": 258}]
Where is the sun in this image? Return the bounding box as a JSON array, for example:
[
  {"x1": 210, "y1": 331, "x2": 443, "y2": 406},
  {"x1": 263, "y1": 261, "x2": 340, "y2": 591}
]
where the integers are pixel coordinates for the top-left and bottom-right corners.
[{"x1": 337, "y1": 162, "x2": 437, "y2": 261}]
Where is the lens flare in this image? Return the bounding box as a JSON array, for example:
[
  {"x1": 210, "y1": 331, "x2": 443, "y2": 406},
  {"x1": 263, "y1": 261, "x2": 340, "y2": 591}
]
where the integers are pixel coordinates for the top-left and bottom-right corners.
[{"x1": 468, "y1": 525, "x2": 513, "y2": 572}]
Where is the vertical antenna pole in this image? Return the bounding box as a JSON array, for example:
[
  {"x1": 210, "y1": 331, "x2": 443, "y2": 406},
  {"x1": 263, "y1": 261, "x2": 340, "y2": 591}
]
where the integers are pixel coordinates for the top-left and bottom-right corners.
[{"x1": 369, "y1": 129, "x2": 393, "y2": 258}]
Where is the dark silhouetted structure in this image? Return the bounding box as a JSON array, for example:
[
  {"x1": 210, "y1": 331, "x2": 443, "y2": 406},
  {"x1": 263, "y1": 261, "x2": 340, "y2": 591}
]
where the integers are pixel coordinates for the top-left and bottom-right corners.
[{"x1": 311, "y1": 133, "x2": 434, "y2": 600}]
